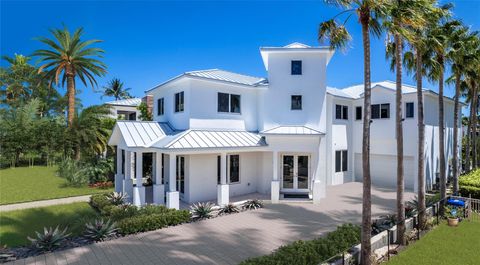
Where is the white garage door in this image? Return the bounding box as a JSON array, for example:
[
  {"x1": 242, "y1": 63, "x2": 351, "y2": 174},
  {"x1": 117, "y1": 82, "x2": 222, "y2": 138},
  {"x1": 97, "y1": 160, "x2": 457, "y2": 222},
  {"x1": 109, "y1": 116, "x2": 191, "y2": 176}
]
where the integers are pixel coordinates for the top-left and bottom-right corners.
[{"x1": 354, "y1": 153, "x2": 414, "y2": 190}]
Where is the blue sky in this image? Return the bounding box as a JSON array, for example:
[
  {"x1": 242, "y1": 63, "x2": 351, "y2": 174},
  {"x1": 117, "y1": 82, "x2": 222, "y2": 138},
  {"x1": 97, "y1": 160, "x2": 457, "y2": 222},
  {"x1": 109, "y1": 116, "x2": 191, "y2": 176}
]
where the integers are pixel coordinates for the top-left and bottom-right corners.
[{"x1": 1, "y1": 0, "x2": 479, "y2": 110}]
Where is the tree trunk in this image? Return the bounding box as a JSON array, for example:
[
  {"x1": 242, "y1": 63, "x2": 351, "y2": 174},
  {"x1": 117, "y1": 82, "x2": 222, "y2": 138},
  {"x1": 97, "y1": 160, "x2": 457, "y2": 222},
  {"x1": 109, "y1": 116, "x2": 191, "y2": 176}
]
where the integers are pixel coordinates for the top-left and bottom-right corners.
[
  {"x1": 360, "y1": 17, "x2": 372, "y2": 265},
  {"x1": 466, "y1": 99, "x2": 472, "y2": 172},
  {"x1": 66, "y1": 66, "x2": 76, "y2": 127},
  {"x1": 473, "y1": 89, "x2": 478, "y2": 169},
  {"x1": 452, "y1": 73, "x2": 461, "y2": 194},
  {"x1": 438, "y1": 58, "x2": 446, "y2": 215},
  {"x1": 416, "y1": 47, "x2": 426, "y2": 229},
  {"x1": 395, "y1": 33, "x2": 405, "y2": 245}
]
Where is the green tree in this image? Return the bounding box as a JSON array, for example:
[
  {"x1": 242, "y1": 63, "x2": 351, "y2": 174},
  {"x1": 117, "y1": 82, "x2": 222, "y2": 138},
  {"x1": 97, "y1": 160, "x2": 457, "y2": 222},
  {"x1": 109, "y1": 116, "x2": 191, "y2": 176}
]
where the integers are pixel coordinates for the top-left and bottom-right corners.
[
  {"x1": 102, "y1": 78, "x2": 132, "y2": 100},
  {"x1": 33, "y1": 26, "x2": 107, "y2": 126},
  {"x1": 137, "y1": 102, "x2": 153, "y2": 121}
]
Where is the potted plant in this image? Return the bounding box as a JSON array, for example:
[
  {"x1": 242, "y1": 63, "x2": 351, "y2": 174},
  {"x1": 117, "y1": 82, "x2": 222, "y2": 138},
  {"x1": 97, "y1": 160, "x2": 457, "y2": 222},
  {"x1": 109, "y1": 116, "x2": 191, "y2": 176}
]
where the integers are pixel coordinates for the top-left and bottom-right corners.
[{"x1": 444, "y1": 205, "x2": 464, "y2": 227}]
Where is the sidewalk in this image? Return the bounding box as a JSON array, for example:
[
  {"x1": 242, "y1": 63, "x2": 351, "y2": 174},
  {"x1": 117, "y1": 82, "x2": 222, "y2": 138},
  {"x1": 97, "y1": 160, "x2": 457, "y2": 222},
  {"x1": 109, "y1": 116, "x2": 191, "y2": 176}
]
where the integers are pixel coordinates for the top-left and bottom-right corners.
[{"x1": 0, "y1": 195, "x2": 91, "y2": 212}]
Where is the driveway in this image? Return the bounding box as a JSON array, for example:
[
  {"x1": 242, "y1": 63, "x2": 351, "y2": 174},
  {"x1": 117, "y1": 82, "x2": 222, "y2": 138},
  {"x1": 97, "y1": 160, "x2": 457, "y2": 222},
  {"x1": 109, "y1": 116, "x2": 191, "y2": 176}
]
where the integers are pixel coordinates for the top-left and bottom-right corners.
[{"x1": 10, "y1": 182, "x2": 414, "y2": 265}]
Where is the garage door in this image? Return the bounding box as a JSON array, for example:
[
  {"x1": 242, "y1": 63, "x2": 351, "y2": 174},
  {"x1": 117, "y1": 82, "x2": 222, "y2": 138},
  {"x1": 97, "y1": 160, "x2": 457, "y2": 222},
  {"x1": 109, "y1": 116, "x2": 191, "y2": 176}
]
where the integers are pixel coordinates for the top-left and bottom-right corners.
[{"x1": 354, "y1": 153, "x2": 414, "y2": 190}]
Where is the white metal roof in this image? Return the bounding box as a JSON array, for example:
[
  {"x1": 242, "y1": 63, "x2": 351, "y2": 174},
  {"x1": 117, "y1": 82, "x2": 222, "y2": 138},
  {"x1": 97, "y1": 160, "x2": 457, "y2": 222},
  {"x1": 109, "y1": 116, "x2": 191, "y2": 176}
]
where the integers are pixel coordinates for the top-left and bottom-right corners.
[
  {"x1": 105, "y1": 98, "x2": 141, "y2": 107},
  {"x1": 164, "y1": 130, "x2": 267, "y2": 150},
  {"x1": 185, "y1": 69, "x2": 266, "y2": 87},
  {"x1": 261, "y1": 126, "x2": 324, "y2": 135},
  {"x1": 113, "y1": 121, "x2": 176, "y2": 147}
]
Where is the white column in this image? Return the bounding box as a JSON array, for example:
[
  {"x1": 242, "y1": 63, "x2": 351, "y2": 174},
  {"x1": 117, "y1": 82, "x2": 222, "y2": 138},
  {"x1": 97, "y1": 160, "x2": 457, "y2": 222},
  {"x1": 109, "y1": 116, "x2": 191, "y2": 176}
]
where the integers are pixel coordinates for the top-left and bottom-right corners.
[
  {"x1": 166, "y1": 154, "x2": 179, "y2": 209},
  {"x1": 312, "y1": 138, "x2": 326, "y2": 204},
  {"x1": 153, "y1": 152, "x2": 165, "y2": 205},
  {"x1": 217, "y1": 153, "x2": 229, "y2": 206},
  {"x1": 123, "y1": 150, "x2": 133, "y2": 203},
  {"x1": 271, "y1": 151, "x2": 280, "y2": 203},
  {"x1": 115, "y1": 146, "x2": 123, "y2": 193},
  {"x1": 133, "y1": 152, "x2": 145, "y2": 206}
]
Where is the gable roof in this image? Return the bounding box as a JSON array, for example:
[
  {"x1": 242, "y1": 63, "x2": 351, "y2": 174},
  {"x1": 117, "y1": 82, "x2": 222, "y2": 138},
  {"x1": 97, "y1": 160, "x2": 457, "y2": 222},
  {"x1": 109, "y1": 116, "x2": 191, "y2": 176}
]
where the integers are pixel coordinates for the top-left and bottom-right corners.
[
  {"x1": 108, "y1": 121, "x2": 176, "y2": 147},
  {"x1": 261, "y1": 126, "x2": 324, "y2": 135},
  {"x1": 105, "y1": 98, "x2": 141, "y2": 107}
]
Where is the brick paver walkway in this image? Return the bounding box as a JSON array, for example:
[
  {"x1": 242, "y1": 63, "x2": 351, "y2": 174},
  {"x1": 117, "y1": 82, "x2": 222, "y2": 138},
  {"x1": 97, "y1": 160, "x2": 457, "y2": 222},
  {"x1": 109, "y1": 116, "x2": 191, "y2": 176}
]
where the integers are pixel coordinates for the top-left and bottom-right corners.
[
  {"x1": 0, "y1": 195, "x2": 91, "y2": 212},
  {"x1": 8, "y1": 182, "x2": 414, "y2": 265}
]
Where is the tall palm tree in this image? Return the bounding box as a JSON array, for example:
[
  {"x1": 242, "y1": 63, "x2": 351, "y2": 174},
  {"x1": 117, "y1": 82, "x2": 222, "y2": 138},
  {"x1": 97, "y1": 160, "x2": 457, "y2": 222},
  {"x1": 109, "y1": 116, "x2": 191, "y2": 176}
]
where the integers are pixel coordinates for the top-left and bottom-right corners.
[
  {"x1": 319, "y1": 1, "x2": 388, "y2": 263},
  {"x1": 33, "y1": 26, "x2": 107, "y2": 126},
  {"x1": 102, "y1": 78, "x2": 132, "y2": 100}
]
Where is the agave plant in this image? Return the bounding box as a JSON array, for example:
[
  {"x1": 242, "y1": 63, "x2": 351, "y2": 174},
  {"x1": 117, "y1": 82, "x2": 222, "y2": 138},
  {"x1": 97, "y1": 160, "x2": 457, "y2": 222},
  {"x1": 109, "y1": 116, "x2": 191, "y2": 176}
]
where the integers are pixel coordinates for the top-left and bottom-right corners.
[
  {"x1": 84, "y1": 218, "x2": 118, "y2": 242},
  {"x1": 218, "y1": 203, "x2": 240, "y2": 215},
  {"x1": 28, "y1": 226, "x2": 70, "y2": 252},
  {"x1": 190, "y1": 202, "x2": 215, "y2": 220},
  {"x1": 106, "y1": 192, "x2": 127, "y2": 205},
  {"x1": 242, "y1": 199, "x2": 264, "y2": 210}
]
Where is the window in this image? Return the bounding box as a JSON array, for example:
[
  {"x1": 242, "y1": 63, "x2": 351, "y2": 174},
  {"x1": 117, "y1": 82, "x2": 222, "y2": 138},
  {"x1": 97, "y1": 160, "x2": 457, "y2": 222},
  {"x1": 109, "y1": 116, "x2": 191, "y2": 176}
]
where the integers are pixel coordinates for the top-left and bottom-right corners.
[
  {"x1": 291, "y1": 60, "x2": 302, "y2": 75},
  {"x1": 335, "y1": 104, "x2": 348, "y2": 120},
  {"x1": 355, "y1": 106, "x2": 362, "y2": 120},
  {"x1": 228, "y1": 155, "x2": 240, "y2": 183},
  {"x1": 291, "y1": 95, "x2": 302, "y2": 110},
  {"x1": 406, "y1": 102, "x2": 414, "y2": 118},
  {"x1": 157, "y1": 98, "x2": 164, "y2": 116},
  {"x1": 174, "y1": 92, "x2": 184, "y2": 112},
  {"x1": 335, "y1": 150, "x2": 348, "y2": 173},
  {"x1": 371, "y1": 103, "x2": 390, "y2": 119},
  {"x1": 218, "y1": 93, "x2": 241, "y2": 113},
  {"x1": 217, "y1": 155, "x2": 221, "y2": 184}
]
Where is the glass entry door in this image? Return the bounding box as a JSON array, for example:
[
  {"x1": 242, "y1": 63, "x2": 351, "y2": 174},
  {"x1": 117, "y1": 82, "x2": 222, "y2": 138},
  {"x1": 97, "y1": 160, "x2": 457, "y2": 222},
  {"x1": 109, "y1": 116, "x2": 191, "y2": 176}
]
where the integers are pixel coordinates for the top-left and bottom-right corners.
[
  {"x1": 281, "y1": 154, "x2": 310, "y2": 192},
  {"x1": 176, "y1": 156, "x2": 185, "y2": 198}
]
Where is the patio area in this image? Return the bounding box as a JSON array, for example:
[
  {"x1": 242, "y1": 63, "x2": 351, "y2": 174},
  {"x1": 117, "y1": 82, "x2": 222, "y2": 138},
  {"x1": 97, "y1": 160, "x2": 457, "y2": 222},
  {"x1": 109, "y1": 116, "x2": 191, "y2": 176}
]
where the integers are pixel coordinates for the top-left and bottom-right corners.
[{"x1": 10, "y1": 182, "x2": 415, "y2": 265}]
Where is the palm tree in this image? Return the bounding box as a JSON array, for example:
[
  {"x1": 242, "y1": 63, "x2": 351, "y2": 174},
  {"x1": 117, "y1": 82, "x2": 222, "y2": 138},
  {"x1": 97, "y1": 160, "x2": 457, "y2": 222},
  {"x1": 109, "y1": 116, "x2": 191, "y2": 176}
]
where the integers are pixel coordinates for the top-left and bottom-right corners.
[
  {"x1": 319, "y1": 1, "x2": 388, "y2": 263},
  {"x1": 102, "y1": 78, "x2": 132, "y2": 100},
  {"x1": 33, "y1": 26, "x2": 107, "y2": 126}
]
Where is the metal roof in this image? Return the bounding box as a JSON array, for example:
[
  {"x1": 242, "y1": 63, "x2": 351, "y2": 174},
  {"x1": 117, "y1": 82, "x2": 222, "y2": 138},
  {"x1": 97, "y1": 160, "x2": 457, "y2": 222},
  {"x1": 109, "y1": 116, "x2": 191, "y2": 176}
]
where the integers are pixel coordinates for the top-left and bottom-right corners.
[
  {"x1": 185, "y1": 69, "x2": 267, "y2": 86},
  {"x1": 105, "y1": 98, "x2": 141, "y2": 107},
  {"x1": 114, "y1": 121, "x2": 176, "y2": 147},
  {"x1": 261, "y1": 126, "x2": 324, "y2": 135},
  {"x1": 164, "y1": 130, "x2": 267, "y2": 149}
]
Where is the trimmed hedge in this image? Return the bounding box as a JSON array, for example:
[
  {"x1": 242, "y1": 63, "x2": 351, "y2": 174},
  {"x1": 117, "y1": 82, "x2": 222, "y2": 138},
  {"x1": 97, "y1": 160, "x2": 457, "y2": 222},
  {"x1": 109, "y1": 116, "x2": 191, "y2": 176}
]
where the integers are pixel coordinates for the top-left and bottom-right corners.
[
  {"x1": 459, "y1": 186, "x2": 480, "y2": 199},
  {"x1": 459, "y1": 170, "x2": 480, "y2": 199},
  {"x1": 117, "y1": 210, "x2": 191, "y2": 235},
  {"x1": 90, "y1": 193, "x2": 112, "y2": 212},
  {"x1": 239, "y1": 224, "x2": 360, "y2": 265}
]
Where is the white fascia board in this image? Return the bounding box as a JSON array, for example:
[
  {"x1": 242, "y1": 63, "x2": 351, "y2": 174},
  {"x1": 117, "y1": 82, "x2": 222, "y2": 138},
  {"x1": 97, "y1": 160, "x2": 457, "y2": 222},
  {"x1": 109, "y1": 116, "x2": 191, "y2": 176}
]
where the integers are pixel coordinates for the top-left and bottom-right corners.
[{"x1": 259, "y1": 47, "x2": 334, "y2": 70}]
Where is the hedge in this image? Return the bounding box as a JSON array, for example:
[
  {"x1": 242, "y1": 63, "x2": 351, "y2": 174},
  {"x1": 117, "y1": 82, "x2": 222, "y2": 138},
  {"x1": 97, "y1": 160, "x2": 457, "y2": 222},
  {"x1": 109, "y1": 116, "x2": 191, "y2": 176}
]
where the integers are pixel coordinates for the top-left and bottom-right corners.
[
  {"x1": 459, "y1": 186, "x2": 480, "y2": 199},
  {"x1": 459, "y1": 170, "x2": 480, "y2": 199},
  {"x1": 89, "y1": 193, "x2": 112, "y2": 212},
  {"x1": 239, "y1": 224, "x2": 360, "y2": 265},
  {"x1": 117, "y1": 210, "x2": 191, "y2": 235}
]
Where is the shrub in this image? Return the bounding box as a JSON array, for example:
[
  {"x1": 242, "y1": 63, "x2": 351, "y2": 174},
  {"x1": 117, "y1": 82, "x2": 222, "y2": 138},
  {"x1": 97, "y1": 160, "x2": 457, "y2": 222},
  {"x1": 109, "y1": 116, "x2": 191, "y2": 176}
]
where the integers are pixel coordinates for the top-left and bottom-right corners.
[
  {"x1": 219, "y1": 203, "x2": 240, "y2": 215},
  {"x1": 90, "y1": 193, "x2": 113, "y2": 212},
  {"x1": 57, "y1": 157, "x2": 88, "y2": 186},
  {"x1": 28, "y1": 226, "x2": 70, "y2": 252},
  {"x1": 190, "y1": 202, "x2": 215, "y2": 220},
  {"x1": 108, "y1": 204, "x2": 139, "y2": 220},
  {"x1": 444, "y1": 205, "x2": 464, "y2": 219},
  {"x1": 138, "y1": 204, "x2": 172, "y2": 215},
  {"x1": 242, "y1": 199, "x2": 264, "y2": 210},
  {"x1": 117, "y1": 210, "x2": 191, "y2": 235},
  {"x1": 106, "y1": 192, "x2": 128, "y2": 205},
  {"x1": 460, "y1": 170, "x2": 480, "y2": 199},
  {"x1": 81, "y1": 157, "x2": 114, "y2": 183},
  {"x1": 459, "y1": 185, "x2": 480, "y2": 199},
  {"x1": 84, "y1": 218, "x2": 118, "y2": 242},
  {"x1": 239, "y1": 224, "x2": 360, "y2": 265}
]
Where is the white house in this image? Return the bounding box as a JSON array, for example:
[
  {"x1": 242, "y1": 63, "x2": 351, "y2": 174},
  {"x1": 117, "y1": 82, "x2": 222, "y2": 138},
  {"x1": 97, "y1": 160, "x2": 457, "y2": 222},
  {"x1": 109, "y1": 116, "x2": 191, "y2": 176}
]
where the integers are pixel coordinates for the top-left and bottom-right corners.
[
  {"x1": 105, "y1": 98, "x2": 142, "y2": 120},
  {"x1": 108, "y1": 42, "x2": 461, "y2": 209}
]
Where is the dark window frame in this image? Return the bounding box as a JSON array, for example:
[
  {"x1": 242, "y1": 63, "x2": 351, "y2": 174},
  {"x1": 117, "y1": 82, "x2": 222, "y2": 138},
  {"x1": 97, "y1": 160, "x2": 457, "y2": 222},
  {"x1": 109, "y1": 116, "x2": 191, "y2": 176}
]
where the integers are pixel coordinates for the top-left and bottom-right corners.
[
  {"x1": 157, "y1": 98, "x2": 164, "y2": 116},
  {"x1": 291, "y1": 95, "x2": 302, "y2": 110},
  {"x1": 291, "y1": 60, "x2": 302, "y2": 75},
  {"x1": 174, "y1": 91, "x2": 184, "y2": 113},
  {"x1": 406, "y1": 102, "x2": 414, "y2": 118},
  {"x1": 335, "y1": 150, "x2": 348, "y2": 173},
  {"x1": 335, "y1": 104, "x2": 348, "y2": 120},
  {"x1": 228, "y1": 154, "x2": 240, "y2": 184},
  {"x1": 355, "y1": 106, "x2": 362, "y2": 120},
  {"x1": 371, "y1": 103, "x2": 390, "y2": 119},
  {"x1": 217, "y1": 92, "x2": 241, "y2": 114}
]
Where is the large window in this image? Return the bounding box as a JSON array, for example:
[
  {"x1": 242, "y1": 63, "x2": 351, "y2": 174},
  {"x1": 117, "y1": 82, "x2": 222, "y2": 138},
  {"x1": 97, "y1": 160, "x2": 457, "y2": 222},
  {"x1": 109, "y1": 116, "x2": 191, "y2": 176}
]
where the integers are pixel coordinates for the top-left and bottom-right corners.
[
  {"x1": 371, "y1": 103, "x2": 390, "y2": 119},
  {"x1": 406, "y1": 102, "x2": 414, "y2": 118},
  {"x1": 217, "y1": 155, "x2": 221, "y2": 184},
  {"x1": 335, "y1": 150, "x2": 348, "y2": 173},
  {"x1": 174, "y1": 92, "x2": 184, "y2": 113},
  {"x1": 291, "y1": 95, "x2": 302, "y2": 110},
  {"x1": 157, "y1": 98, "x2": 164, "y2": 116},
  {"x1": 228, "y1": 154, "x2": 240, "y2": 183},
  {"x1": 291, "y1": 60, "x2": 302, "y2": 75},
  {"x1": 335, "y1": 104, "x2": 348, "y2": 120},
  {"x1": 218, "y1": 93, "x2": 241, "y2": 113},
  {"x1": 355, "y1": 106, "x2": 362, "y2": 120}
]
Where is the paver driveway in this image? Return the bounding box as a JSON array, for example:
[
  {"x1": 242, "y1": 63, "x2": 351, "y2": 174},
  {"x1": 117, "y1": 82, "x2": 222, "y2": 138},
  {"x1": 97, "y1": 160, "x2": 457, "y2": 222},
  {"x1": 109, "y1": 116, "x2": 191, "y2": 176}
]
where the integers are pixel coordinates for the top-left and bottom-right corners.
[{"x1": 10, "y1": 182, "x2": 414, "y2": 265}]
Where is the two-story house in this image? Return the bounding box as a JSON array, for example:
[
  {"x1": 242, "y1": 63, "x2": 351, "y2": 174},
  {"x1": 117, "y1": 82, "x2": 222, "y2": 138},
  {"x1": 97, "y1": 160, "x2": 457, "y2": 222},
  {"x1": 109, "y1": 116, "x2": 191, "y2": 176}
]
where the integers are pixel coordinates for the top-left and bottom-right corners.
[{"x1": 108, "y1": 42, "x2": 461, "y2": 209}]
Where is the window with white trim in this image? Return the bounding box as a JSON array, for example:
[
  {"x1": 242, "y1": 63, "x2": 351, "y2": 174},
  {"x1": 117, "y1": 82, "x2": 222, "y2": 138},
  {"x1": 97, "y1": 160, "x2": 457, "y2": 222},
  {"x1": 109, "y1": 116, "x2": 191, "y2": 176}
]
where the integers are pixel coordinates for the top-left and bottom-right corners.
[
  {"x1": 157, "y1": 98, "x2": 164, "y2": 116},
  {"x1": 174, "y1": 92, "x2": 184, "y2": 113},
  {"x1": 406, "y1": 102, "x2": 414, "y2": 118},
  {"x1": 335, "y1": 104, "x2": 348, "y2": 120},
  {"x1": 371, "y1": 103, "x2": 390, "y2": 119},
  {"x1": 228, "y1": 154, "x2": 240, "y2": 183},
  {"x1": 218, "y1": 93, "x2": 241, "y2": 114},
  {"x1": 335, "y1": 150, "x2": 348, "y2": 173},
  {"x1": 291, "y1": 95, "x2": 302, "y2": 110},
  {"x1": 355, "y1": 106, "x2": 362, "y2": 120}
]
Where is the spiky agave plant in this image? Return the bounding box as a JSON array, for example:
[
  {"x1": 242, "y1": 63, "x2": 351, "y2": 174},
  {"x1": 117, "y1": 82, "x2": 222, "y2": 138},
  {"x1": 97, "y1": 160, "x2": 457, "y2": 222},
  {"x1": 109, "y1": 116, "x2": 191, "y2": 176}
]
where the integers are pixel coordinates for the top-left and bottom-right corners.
[
  {"x1": 84, "y1": 218, "x2": 118, "y2": 242},
  {"x1": 218, "y1": 203, "x2": 240, "y2": 215},
  {"x1": 106, "y1": 192, "x2": 127, "y2": 205},
  {"x1": 190, "y1": 202, "x2": 215, "y2": 220},
  {"x1": 28, "y1": 226, "x2": 70, "y2": 252},
  {"x1": 242, "y1": 199, "x2": 264, "y2": 210}
]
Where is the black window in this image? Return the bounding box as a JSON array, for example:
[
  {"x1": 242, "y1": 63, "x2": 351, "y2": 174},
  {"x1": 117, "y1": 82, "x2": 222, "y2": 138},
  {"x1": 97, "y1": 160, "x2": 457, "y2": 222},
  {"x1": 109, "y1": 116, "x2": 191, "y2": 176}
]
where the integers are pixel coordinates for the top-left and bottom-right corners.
[
  {"x1": 174, "y1": 92, "x2": 184, "y2": 112},
  {"x1": 218, "y1": 93, "x2": 229, "y2": 112},
  {"x1": 157, "y1": 98, "x2": 164, "y2": 116},
  {"x1": 291, "y1": 60, "x2": 302, "y2": 75},
  {"x1": 356, "y1": 106, "x2": 362, "y2": 120},
  {"x1": 380, "y1": 104, "x2": 390, "y2": 118},
  {"x1": 217, "y1": 155, "x2": 221, "y2": 184},
  {"x1": 229, "y1": 155, "x2": 240, "y2": 183},
  {"x1": 335, "y1": 150, "x2": 348, "y2": 173},
  {"x1": 230, "y1": 94, "x2": 241, "y2": 113},
  {"x1": 371, "y1": 104, "x2": 380, "y2": 119},
  {"x1": 342, "y1": 105, "x2": 348, "y2": 120},
  {"x1": 335, "y1": 104, "x2": 348, "y2": 120},
  {"x1": 406, "y1": 102, "x2": 414, "y2": 118},
  {"x1": 291, "y1": 95, "x2": 302, "y2": 110}
]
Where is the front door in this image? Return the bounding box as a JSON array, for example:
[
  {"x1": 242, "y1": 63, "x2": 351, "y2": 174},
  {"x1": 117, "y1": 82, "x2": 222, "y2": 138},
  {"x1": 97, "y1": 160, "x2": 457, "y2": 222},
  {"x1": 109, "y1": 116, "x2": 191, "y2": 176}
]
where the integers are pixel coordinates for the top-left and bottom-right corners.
[
  {"x1": 176, "y1": 156, "x2": 185, "y2": 199},
  {"x1": 281, "y1": 154, "x2": 310, "y2": 192}
]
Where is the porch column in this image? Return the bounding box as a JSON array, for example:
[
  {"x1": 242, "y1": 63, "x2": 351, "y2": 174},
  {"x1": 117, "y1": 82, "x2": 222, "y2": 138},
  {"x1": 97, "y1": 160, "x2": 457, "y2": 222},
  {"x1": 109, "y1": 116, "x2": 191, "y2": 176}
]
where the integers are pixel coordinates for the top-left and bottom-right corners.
[
  {"x1": 123, "y1": 150, "x2": 134, "y2": 203},
  {"x1": 312, "y1": 138, "x2": 326, "y2": 204},
  {"x1": 115, "y1": 146, "x2": 123, "y2": 193},
  {"x1": 271, "y1": 151, "x2": 280, "y2": 203},
  {"x1": 217, "y1": 153, "x2": 229, "y2": 206},
  {"x1": 153, "y1": 152, "x2": 165, "y2": 205},
  {"x1": 166, "y1": 154, "x2": 179, "y2": 209},
  {"x1": 133, "y1": 152, "x2": 146, "y2": 206}
]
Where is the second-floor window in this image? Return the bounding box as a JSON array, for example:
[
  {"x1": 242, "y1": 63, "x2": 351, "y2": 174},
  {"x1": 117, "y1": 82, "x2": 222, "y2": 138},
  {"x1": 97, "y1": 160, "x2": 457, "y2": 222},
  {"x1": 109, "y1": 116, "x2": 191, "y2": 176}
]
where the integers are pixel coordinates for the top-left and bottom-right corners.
[
  {"x1": 335, "y1": 104, "x2": 348, "y2": 120},
  {"x1": 372, "y1": 103, "x2": 390, "y2": 119},
  {"x1": 406, "y1": 102, "x2": 414, "y2": 118},
  {"x1": 175, "y1": 91, "x2": 184, "y2": 113},
  {"x1": 355, "y1": 106, "x2": 362, "y2": 120},
  {"x1": 218, "y1": 92, "x2": 241, "y2": 114},
  {"x1": 157, "y1": 98, "x2": 164, "y2": 116},
  {"x1": 291, "y1": 60, "x2": 302, "y2": 75},
  {"x1": 291, "y1": 95, "x2": 302, "y2": 110}
]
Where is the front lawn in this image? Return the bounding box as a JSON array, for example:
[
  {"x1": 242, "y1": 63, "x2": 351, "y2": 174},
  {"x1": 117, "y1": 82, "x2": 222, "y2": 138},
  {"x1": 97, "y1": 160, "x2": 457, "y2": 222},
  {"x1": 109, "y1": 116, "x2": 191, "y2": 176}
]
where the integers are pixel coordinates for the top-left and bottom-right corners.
[
  {"x1": 387, "y1": 218, "x2": 480, "y2": 265},
  {"x1": 0, "y1": 202, "x2": 97, "y2": 247},
  {"x1": 0, "y1": 166, "x2": 112, "y2": 205}
]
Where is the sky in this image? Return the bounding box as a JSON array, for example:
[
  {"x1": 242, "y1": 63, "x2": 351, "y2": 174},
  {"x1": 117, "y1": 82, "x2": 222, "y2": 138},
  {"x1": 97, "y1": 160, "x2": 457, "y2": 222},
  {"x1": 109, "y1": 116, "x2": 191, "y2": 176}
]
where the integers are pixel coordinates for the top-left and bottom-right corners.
[{"x1": 1, "y1": 0, "x2": 479, "y2": 111}]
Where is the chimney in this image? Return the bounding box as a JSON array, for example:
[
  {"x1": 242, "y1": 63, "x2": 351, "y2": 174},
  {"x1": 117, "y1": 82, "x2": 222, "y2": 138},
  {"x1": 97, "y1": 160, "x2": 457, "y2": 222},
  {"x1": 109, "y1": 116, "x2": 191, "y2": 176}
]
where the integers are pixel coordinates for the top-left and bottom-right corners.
[{"x1": 142, "y1": 95, "x2": 153, "y2": 116}]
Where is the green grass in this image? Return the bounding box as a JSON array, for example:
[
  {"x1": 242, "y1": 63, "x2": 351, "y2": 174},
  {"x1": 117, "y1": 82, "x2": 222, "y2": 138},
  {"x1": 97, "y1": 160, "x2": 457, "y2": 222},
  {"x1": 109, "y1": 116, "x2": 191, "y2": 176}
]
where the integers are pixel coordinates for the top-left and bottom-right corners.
[
  {"x1": 0, "y1": 166, "x2": 112, "y2": 205},
  {"x1": 0, "y1": 202, "x2": 98, "y2": 247},
  {"x1": 387, "y1": 218, "x2": 480, "y2": 265}
]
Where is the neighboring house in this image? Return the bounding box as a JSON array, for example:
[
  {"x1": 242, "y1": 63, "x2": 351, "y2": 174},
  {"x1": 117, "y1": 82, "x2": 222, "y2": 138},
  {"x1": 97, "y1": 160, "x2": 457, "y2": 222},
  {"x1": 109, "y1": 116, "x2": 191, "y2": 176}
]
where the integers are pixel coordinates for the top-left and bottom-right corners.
[
  {"x1": 108, "y1": 42, "x2": 462, "y2": 209},
  {"x1": 105, "y1": 98, "x2": 142, "y2": 120}
]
